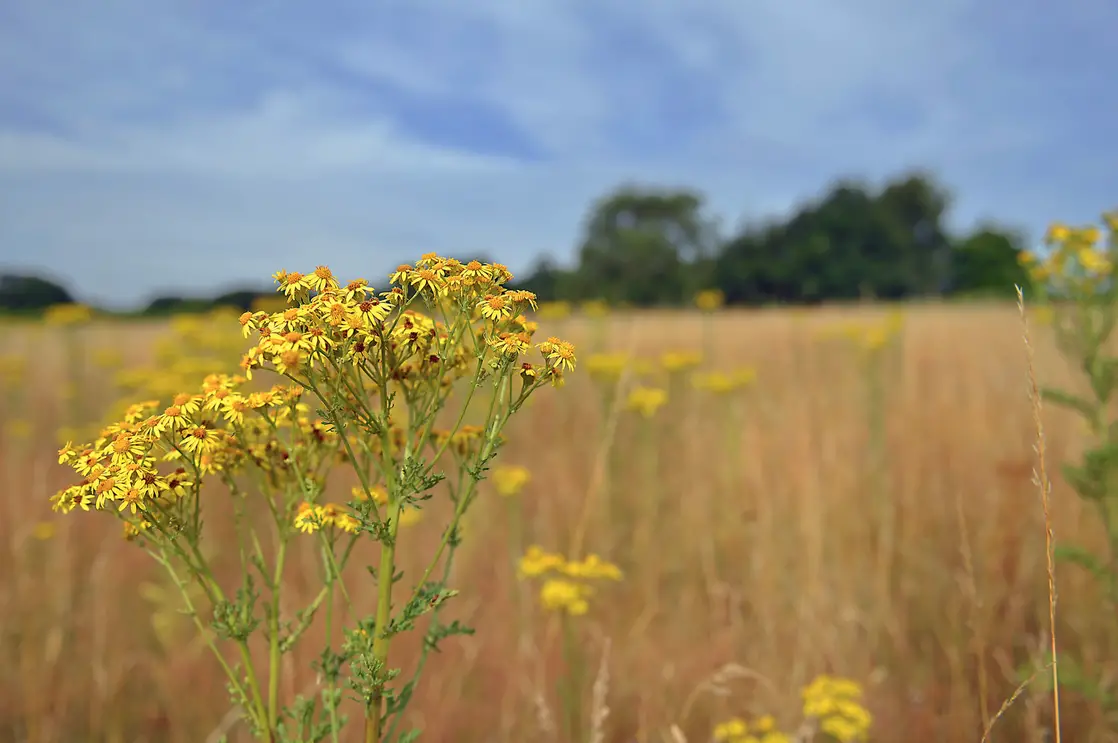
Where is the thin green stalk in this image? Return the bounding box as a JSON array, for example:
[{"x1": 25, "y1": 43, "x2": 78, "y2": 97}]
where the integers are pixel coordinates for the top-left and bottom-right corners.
[
  {"x1": 383, "y1": 528, "x2": 462, "y2": 742},
  {"x1": 559, "y1": 614, "x2": 583, "y2": 743},
  {"x1": 406, "y1": 373, "x2": 509, "y2": 606},
  {"x1": 365, "y1": 500, "x2": 402, "y2": 743},
  {"x1": 324, "y1": 544, "x2": 342, "y2": 743},
  {"x1": 154, "y1": 551, "x2": 267, "y2": 732},
  {"x1": 267, "y1": 537, "x2": 289, "y2": 734}
]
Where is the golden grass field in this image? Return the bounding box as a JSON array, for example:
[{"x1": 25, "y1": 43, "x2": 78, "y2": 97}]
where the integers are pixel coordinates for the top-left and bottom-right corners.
[{"x1": 0, "y1": 303, "x2": 1108, "y2": 743}]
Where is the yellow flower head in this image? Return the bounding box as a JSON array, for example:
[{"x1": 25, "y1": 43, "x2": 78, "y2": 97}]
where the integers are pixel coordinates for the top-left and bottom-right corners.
[
  {"x1": 43, "y1": 303, "x2": 94, "y2": 327},
  {"x1": 713, "y1": 718, "x2": 747, "y2": 742},
  {"x1": 539, "y1": 578, "x2": 591, "y2": 615},
  {"x1": 537, "y1": 301, "x2": 572, "y2": 320},
  {"x1": 580, "y1": 299, "x2": 610, "y2": 318},
  {"x1": 1045, "y1": 222, "x2": 1071, "y2": 245},
  {"x1": 493, "y1": 464, "x2": 531, "y2": 497},
  {"x1": 801, "y1": 675, "x2": 872, "y2": 742},
  {"x1": 694, "y1": 288, "x2": 725, "y2": 312},
  {"x1": 626, "y1": 386, "x2": 667, "y2": 418},
  {"x1": 586, "y1": 353, "x2": 630, "y2": 383},
  {"x1": 660, "y1": 350, "x2": 703, "y2": 374}
]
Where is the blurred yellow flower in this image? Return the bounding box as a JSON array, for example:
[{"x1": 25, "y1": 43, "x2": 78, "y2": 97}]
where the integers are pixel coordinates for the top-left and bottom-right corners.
[
  {"x1": 31, "y1": 522, "x2": 56, "y2": 541},
  {"x1": 43, "y1": 303, "x2": 94, "y2": 326},
  {"x1": 580, "y1": 299, "x2": 610, "y2": 318},
  {"x1": 518, "y1": 545, "x2": 622, "y2": 615},
  {"x1": 540, "y1": 578, "x2": 591, "y2": 615},
  {"x1": 493, "y1": 464, "x2": 530, "y2": 497},
  {"x1": 537, "y1": 301, "x2": 572, "y2": 320},
  {"x1": 694, "y1": 288, "x2": 725, "y2": 312},
  {"x1": 660, "y1": 350, "x2": 703, "y2": 374},
  {"x1": 801, "y1": 674, "x2": 871, "y2": 742},
  {"x1": 1045, "y1": 222, "x2": 1071, "y2": 244},
  {"x1": 5, "y1": 419, "x2": 30, "y2": 440},
  {"x1": 627, "y1": 386, "x2": 667, "y2": 418},
  {"x1": 586, "y1": 353, "x2": 630, "y2": 383}
]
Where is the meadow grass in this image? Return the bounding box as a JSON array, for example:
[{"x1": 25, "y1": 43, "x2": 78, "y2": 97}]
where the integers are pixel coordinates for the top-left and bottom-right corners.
[{"x1": 0, "y1": 303, "x2": 1095, "y2": 742}]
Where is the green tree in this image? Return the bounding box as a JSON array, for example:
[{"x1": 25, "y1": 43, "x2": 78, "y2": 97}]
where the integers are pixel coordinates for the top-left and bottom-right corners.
[
  {"x1": 951, "y1": 226, "x2": 1034, "y2": 298},
  {"x1": 574, "y1": 185, "x2": 718, "y2": 304},
  {"x1": 714, "y1": 173, "x2": 955, "y2": 304},
  {"x1": 0, "y1": 273, "x2": 75, "y2": 311}
]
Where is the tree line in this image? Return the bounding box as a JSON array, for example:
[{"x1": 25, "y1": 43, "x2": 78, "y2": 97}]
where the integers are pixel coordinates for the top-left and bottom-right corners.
[
  {"x1": 0, "y1": 170, "x2": 1033, "y2": 315},
  {"x1": 515, "y1": 170, "x2": 1033, "y2": 306}
]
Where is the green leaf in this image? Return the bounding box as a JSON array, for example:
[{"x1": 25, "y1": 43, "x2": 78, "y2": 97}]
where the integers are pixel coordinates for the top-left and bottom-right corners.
[
  {"x1": 1062, "y1": 461, "x2": 1105, "y2": 501},
  {"x1": 1054, "y1": 543, "x2": 1115, "y2": 584},
  {"x1": 1088, "y1": 356, "x2": 1118, "y2": 404},
  {"x1": 1041, "y1": 386, "x2": 1096, "y2": 420}
]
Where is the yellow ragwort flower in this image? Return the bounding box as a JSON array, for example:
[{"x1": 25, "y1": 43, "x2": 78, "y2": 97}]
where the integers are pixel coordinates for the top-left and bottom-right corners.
[
  {"x1": 493, "y1": 464, "x2": 531, "y2": 497},
  {"x1": 626, "y1": 386, "x2": 667, "y2": 418}
]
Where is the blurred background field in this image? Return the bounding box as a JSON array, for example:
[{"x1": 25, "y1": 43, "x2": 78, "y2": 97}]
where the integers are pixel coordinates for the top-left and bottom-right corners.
[{"x1": 0, "y1": 302, "x2": 1106, "y2": 742}]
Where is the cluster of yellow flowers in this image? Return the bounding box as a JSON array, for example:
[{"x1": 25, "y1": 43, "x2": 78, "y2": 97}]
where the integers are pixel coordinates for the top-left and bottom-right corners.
[
  {"x1": 801, "y1": 675, "x2": 872, "y2": 742},
  {"x1": 585, "y1": 353, "x2": 638, "y2": 383},
  {"x1": 584, "y1": 351, "x2": 757, "y2": 398},
  {"x1": 626, "y1": 386, "x2": 668, "y2": 418},
  {"x1": 518, "y1": 545, "x2": 622, "y2": 616},
  {"x1": 42, "y1": 303, "x2": 95, "y2": 326},
  {"x1": 492, "y1": 464, "x2": 531, "y2": 497},
  {"x1": 49, "y1": 257, "x2": 578, "y2": 541},
  {"x1": 661, "y1": 350, "x2": 703, "y2": 374},
  {"x1": 695, "y1": 288, "x2": 726, "y2": 312},
  {"x1": 712, "y1": 714, "x2": 788, "y2": 743},
  {"x1": 817, "y1": 310, "x2": 904, "y2": 352},
  {"x1": 1019, "y1": 215, "x2": 1118, "y2": 292},
  {"x1": 294, "y1": 501, "x2": 361, "y2": 534},
  {"x1": 52, "y1": 377, "x2": 330, "y2": 527},
  {"x1": 0, "y1": 355, "x2": 25, "y2": 392},
  {"x1": 349, "y1": 484, "x2": 424, "y2": 527},
  {"x1": 113, "y1": 307, "x2": 247, "y2": 405},
  {"x1": 692, "y1": 368, "x2": 757, "y2": 394},
  {"x1": 580, "y1": 299, "x2": 611, "y2": 318},
  {"x1": 536, "y1": 301, "x2": 573, "y2": 321}
]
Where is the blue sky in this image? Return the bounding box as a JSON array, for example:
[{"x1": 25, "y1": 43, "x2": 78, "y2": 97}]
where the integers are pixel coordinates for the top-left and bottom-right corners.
[{"x1": 0, "y1": 0, "x2": 1115, "y2": 308}]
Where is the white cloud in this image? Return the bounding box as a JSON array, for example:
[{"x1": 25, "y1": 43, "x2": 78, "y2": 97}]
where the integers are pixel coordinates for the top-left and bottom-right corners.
[{"x1": 0, "y1": 0, "x2": 1115, "y2": 307}]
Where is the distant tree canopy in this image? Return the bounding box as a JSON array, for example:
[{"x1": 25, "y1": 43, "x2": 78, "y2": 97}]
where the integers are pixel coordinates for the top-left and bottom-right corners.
[
  {"x1": 2, "y1": 170, "x2": 1039, "y2": 315},
  {"x1": 515, "y1": 171, "x2": 1034, "y2": 306},
  {"x1": 0, "y1": 274, "x2": 75, "y2": 311}
]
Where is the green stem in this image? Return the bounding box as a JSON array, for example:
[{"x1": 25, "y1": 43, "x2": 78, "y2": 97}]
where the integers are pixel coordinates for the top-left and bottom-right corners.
[
  {"x1": 559, "y1": 614, "x2": 582, "y2": 742},
  {"x1": 365, "y1": 501, "x2": 402, "y2": 743},
  {"x1": 324, "y1": 544, "x2": 342, "y2": 743},
  {"x1": 267, "y1": 537, "x2": 288, "y2": 735}
]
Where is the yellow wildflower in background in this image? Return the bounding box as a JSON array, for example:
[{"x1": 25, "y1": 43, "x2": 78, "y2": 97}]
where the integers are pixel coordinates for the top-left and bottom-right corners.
[
  {"x1": 801, "y1": 674, "x2": 872, "y2": 743},
  {"x1": 1026, "y1": 217, "x2": 1116, "y2": 293},
  {"x1": 586, "y1": 353, "x2": 630, "y2": 383},
  {"x1": 626, "y1": 386, "x2": 667, "y2": 418},
  {"x1": 518, "y1": 545, "x2": 622, "y2": 616},
  {"x1": 31, "y1": 522, "x2": 56, "y2": 541},
  {"x1": 5, "y1": 419, "x2": 30, "y2": 440},
  {"x1": 493, "y1": 464, "x2": 530, "y2": 497},
  {"x1": 518, "y1": 545, "x2": 567, "y2": 578},
  {"x1": 294, "y1": 501, "x2": 360, "y2": 535},
  {"x1": 660, "y1": 350, "x2": 703, "y2": 374},
  {"x1": 349, "y1": 485, "x2": 424, "y2": 527},
  {"x1": 540, "y1": 578, "x2": 591, "y2": 615},
  {"x1": 43, "y1": 303, "x2": 94, "y2": 326},
  {"x1": 712, "y1": 716, "x2": 789, "y2": 743},
  {"x1": 694, "y1": 288, "x2": 725, "y2": 312},
  {"x1": 536, "y1": 301, "x2": 572, "y2": 320},
  {"x1": 580, "y1": 299, "x2": 610, "y2": 318},
  {"x1": 693, "y1": 368, "x2": 757, "y2": 395},
  {"x1": 0, "y1": 355, "x2": 27, "y2": 389}
]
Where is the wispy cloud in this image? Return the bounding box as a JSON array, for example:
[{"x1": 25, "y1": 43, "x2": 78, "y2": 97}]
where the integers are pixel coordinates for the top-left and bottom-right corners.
[{"x1": 0, "y1": 0, "x2": 1114, "y2": 307}]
